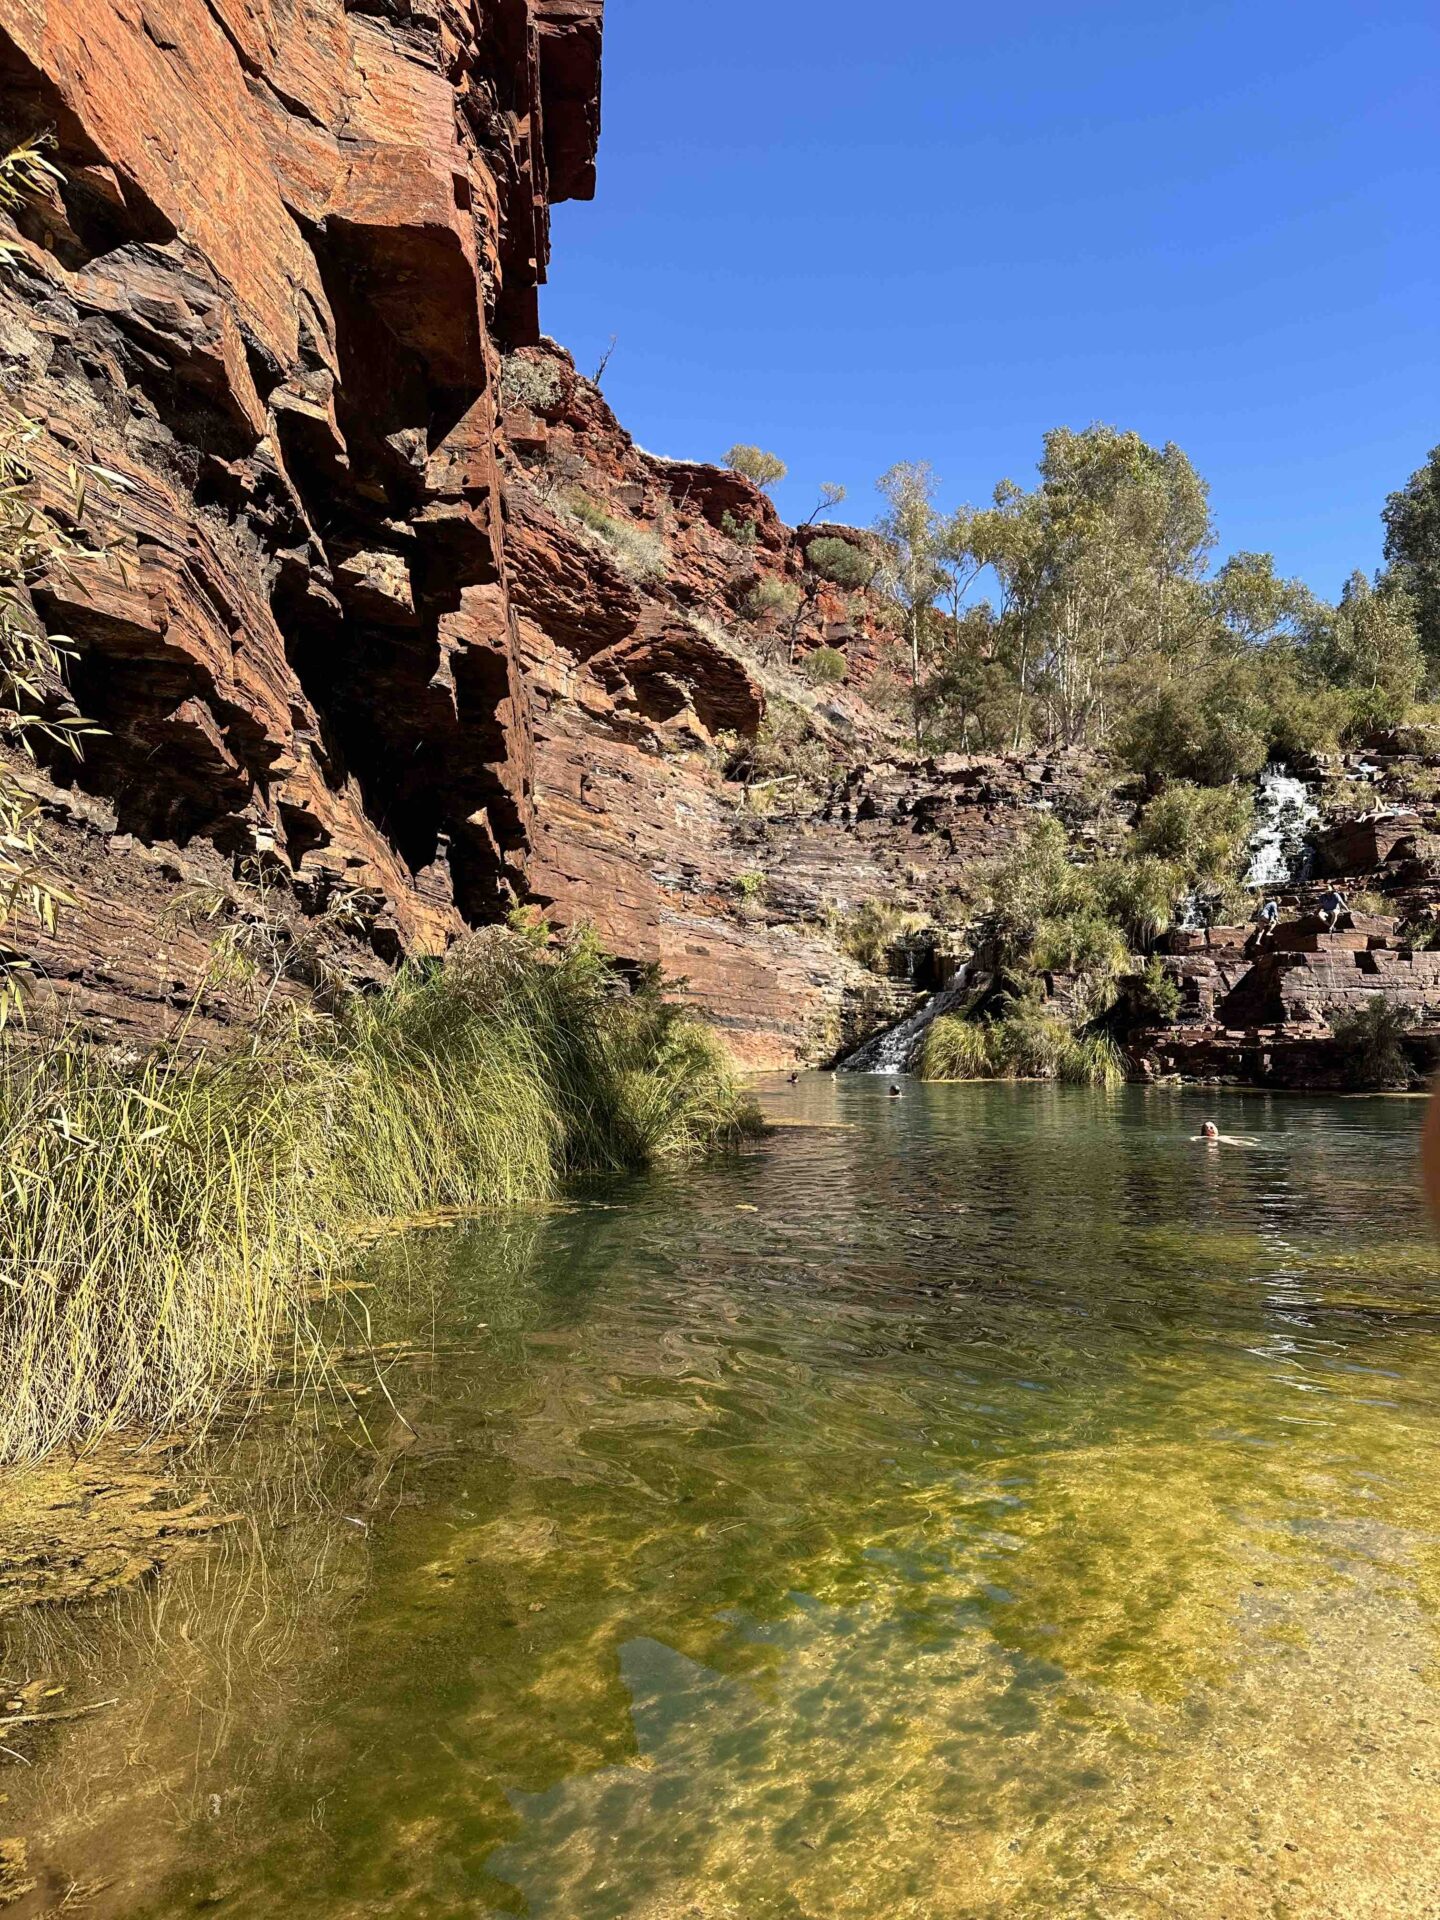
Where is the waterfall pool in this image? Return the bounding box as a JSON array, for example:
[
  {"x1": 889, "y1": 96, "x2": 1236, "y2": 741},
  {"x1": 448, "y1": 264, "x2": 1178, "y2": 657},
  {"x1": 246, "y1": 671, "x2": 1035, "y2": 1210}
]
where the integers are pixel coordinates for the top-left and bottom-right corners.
[{"x1": 5, "y1": 1079, "x2": 1440, "y2": 1918}]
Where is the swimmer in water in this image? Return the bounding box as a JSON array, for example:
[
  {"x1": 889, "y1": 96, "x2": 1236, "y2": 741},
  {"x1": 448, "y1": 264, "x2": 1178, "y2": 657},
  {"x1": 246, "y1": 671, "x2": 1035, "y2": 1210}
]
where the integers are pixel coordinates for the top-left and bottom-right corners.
[
  {"x1": 1194, "y1": 1119, "x2": 1258, "y2": 1145},
  {"x1": 889, "y1": 1084, "x2": 903, "y2": 1098}
]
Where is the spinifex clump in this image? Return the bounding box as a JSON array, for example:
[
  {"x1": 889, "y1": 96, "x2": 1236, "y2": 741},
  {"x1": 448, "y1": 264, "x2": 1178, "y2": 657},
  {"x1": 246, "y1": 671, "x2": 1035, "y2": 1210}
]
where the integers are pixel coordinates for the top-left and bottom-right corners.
[{"x1": 0, "y1": 929, "x2": 758, "y2": 1461}]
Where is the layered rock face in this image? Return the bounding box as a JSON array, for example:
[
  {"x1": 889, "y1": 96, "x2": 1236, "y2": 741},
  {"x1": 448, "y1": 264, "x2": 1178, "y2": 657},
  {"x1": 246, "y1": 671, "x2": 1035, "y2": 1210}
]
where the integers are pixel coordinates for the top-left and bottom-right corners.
[
  {"x1": 1137, "y1": 749, "x2": 1440, "y2": 1087},
  {"x1": 0, "y1": 0, "x2": 604, "y2": 1031},
  {"x1": 20, "y1": 1, "x2": 1431, "y2": 1086},
  {"x1": 0, "y1": 0, "x2": 989, "y2": 1065}
]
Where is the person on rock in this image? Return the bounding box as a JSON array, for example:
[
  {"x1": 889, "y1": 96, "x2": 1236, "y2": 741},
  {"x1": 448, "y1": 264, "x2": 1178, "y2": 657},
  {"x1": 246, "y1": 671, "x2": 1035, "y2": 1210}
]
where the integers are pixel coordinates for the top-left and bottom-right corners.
[
  {"x1": 1317, "y1": 887, "x2": 1349, "y2": 931},
  {"x1": 1250, "y1": 897, "x2": 1281, "y2": 951}
]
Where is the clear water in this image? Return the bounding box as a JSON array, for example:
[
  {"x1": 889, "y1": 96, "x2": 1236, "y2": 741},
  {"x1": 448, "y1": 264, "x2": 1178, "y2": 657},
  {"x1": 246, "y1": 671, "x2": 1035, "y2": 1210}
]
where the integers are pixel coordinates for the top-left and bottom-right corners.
[{"x1": 7, "y1": 1080, "x2": 1440, "y2": 1919}]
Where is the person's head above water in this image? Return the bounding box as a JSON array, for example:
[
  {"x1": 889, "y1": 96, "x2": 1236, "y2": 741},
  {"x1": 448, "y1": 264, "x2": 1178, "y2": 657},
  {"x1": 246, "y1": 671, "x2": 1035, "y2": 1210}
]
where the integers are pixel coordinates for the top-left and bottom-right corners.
[{"x1": 1201, "y1": 1121, "x2": 1219, "y2": 1138}]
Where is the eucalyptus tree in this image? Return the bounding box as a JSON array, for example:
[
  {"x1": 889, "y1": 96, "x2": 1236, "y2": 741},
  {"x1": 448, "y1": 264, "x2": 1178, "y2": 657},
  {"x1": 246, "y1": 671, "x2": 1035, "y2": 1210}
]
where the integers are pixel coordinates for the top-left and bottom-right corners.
[
  {"x1": 933, "y1": 427, "x2": 1215, "y2": 750},
  {"x1": 1383, "y1": 445, "x2": 1440, "y2": 677},
  {"x1": 875, "y1": 461, "x2": 946, "y2": 739}
]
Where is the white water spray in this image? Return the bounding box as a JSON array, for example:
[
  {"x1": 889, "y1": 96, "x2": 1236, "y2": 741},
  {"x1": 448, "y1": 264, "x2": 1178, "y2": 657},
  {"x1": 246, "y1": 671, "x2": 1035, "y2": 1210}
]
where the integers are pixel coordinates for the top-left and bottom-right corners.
[
  {"x1": 1246, "y1": 766, "x2": 1318, "y2": 890},
  {"x1": 841, "y1": 965, "x2": 971, "y2": 1075}
]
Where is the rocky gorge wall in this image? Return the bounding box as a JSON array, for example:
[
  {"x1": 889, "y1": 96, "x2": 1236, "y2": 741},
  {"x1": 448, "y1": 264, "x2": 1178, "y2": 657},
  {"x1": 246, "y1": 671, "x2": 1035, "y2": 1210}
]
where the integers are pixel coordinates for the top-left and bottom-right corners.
[
  {"x1": 0, "y1": 0, "x2": 594, "y2": 1033},
  {"x1": 0, "y1": 0, "x2": 1016, "y2": 1064},
  {"x1": 11, "y1": 2, "x2": 1437, "y2": 1082}
]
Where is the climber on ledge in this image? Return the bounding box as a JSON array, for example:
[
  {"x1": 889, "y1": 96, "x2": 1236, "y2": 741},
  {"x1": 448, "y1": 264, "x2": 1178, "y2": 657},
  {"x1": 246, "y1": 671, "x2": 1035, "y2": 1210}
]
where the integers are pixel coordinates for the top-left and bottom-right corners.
[
  {"x1": 1317, "y1": 887, "x2": 1349, "y2": 931},
  {"x1": 1249, "y1": 897, "x2": 1281, "y2": 953}
]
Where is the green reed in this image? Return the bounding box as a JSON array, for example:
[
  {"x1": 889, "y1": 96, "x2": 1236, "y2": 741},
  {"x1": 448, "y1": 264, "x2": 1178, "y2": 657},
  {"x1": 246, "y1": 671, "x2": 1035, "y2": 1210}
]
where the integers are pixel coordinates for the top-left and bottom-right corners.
[{"x1": 0, "y1": 931, "x2": 758, "y2": 1460}]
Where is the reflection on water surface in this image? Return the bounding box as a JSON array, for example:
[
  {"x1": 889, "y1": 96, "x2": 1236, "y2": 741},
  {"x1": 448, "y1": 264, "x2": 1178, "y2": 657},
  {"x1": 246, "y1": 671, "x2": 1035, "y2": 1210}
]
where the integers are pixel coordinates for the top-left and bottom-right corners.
[{"x1": 6, "y1": 1080, "x2": 1440, "y2": 1918}]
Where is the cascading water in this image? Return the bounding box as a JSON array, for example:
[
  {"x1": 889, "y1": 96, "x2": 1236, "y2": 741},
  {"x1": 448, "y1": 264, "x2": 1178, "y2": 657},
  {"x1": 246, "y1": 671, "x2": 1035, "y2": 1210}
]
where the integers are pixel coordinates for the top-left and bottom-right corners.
[
  {"x1": 1246, "y1": 765, "x2": 1319, "y2": 889},
  {"x1": 840, "y1": 965, "x2": 970, "y2": 1075}
]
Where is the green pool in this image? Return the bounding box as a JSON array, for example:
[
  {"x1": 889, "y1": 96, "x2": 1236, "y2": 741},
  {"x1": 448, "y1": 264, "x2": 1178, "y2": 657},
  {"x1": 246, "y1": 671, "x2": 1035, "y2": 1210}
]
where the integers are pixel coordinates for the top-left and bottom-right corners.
[{"x1": 7, "y1": 1080, "x2": 1440, "y2": 1918}]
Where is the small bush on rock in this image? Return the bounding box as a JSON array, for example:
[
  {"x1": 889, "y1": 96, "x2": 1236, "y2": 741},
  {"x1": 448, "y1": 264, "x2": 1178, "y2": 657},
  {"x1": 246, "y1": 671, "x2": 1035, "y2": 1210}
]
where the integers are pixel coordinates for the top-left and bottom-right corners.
[
  {"x1": 725, "y1": 445, "x2": 787, "y2": 492},
  {"x1": 1331, "y1": 997, "x2": 1415, "y2": 1090},
  {"x1": 805, "y1": 536, "x2": 873, "y2": 590},
  {"x1": 804, "y1": 646, "x2": 847, "y2": 687},
  {"x1": 500, "y1": 355, "x2": 564, "y2": 414},
  {"x1": 563, "y1": 490, "x2": 669, "y2": 582}
]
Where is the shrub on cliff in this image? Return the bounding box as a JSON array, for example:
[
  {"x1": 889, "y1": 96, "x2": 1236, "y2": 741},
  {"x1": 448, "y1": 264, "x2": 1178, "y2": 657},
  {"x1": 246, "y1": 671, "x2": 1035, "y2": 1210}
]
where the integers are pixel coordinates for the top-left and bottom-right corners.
[
  {"x1": 725, "y1": 698, "x2": 843, "y2": 807},
  {"x1": 0, "y1": 934, "x2": 759, "y2": 1461},
  {"x1": 742, "y1": 576, "x2": 801, "y2": 624},
  {"x1": 725, "y1": 445, "x2": 787, "y2": 492},
  {"x1": 499, "y1": 354, "x2": 564, "y2": 415},
  {"x1": 835, "y1": 899, "x2": 930, "y2": 972},
  {"x1": 806, "y1": 536, "x2": 873, "y2": 591},
  {"x1": 562, "y1": 489, "x2": 669, "y2": 582},
  {"x1": 804, "y1": 646, "x2": 847, "y2": 687}
]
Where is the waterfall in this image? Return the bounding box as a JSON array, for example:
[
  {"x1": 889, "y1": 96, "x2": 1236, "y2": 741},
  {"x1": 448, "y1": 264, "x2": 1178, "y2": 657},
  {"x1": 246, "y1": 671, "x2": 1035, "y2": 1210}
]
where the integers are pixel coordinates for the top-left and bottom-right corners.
[
  {"x1": 1246, "y1": 765, "x2": 1318, "y2": 890},
  {"x1": 839, "y1": 965, "x2": 970, "y2": 1075}
]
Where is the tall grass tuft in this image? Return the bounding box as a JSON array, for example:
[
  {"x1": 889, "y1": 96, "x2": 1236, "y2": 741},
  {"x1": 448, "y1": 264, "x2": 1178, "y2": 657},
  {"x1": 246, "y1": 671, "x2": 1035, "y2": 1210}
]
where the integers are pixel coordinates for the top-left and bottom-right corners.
[
  {"x1": 0, "y1": 930, "x2": 758, "y2": 1461},
  {"x1": 921, "y1": 1007, "x2": 1125, "y2": 1089}
]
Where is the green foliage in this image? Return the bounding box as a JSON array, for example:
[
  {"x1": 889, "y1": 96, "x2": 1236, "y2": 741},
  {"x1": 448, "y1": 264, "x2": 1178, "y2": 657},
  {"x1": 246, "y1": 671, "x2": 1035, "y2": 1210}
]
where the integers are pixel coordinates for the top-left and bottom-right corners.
[
  {"x1": 803, "y1": 646, "x2": 847, "y2": 687},
  {"x1": 1330, "y1": 996, "x2": 1415, "y2": 1091},
  {"x1": 0, "y1": 143, "x2": 120, "y2": 1021},
  {"x1": 499, "y1": 354, "x2": 564, "y2": 414},
  {"x1": 875, "y1": 461, "x2": 945, "y2": 737},
  {"x1": 725, "y1": 445, "x2": 787, "y2": 492},
  {"x1": 921, "y1": 1005, "x2": 1123, "y2": 1088},
  {"x1": 0, "y1": 935, "x2": 757, "y2": 1460},
  {"x1": 1031, "y1": 905, "x2": 1128, "y2": 977},
  {"x1": 742, "y1": 576, "x2": 802, "y2": 624},
  {"x1": 563, "y1": 490, "x2": 669, "y2": 582},
  {"x1": 1089, "y1": 853, "x2": 1181, "y2": 949},
  {"x1": 937, "y1": 809, "x2": 1215, "y2": 1084},
  {"x1": 735, "y1": 869, "x2": 767, "y2": 900},
  {"x1": 901, "y1": 427, "x2": 1434, "y2": 773},
  {"x1": 1383, "y1": 444, "x2": 1440, "y2": 675},
  {"x1": 1132, "y1": 783, "x2": 1253, "y2": 888},
  {"x1": 720, "y1": 509, "x2": 759, "y2": 547},
  {"x1": 834, "y1": 899, "x2": 930, "y2": 972},
  {"x1": 1303, "y1": 571, "x2": 1425, "y2": 722},
  {"x1": 730, "y1": 698, "x2": 842, "y2": 805},
  {"x1": 1127, "y1": 956, "x2": 1183, "y2": 1025},
  {"x1": 805, "y1": 536, "x2": 873, "y2": 590},
  {"x1": 977, "y1": 816, "x2": 1095, "y2": 969},
  {"x1": 1116, "y1": 664, "x2": 1273, "y2": 786}
]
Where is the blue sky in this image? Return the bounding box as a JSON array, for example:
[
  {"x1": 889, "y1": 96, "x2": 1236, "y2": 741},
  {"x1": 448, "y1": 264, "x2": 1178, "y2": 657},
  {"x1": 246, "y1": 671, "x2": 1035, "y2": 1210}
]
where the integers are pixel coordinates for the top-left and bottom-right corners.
[{"x1": 543, "y1": 0, "x2": 1438, "y2": 599}]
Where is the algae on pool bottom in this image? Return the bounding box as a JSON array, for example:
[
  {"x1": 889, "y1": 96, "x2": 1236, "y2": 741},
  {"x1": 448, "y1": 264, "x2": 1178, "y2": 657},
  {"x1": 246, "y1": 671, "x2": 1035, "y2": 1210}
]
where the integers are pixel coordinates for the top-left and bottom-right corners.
[{"x1": 5, "y1": 1079, "x2": 1440, "y2": 1918}]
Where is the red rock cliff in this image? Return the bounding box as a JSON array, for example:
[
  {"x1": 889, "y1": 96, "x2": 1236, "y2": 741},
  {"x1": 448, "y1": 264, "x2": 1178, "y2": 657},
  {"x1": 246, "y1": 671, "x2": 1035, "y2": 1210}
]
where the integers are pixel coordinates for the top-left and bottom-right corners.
[
  {"x1": 0, "y1": 0, "x2": 601, "y2": 976},
  {"x1": 0, "y1": 0, "x2": 1003, "y2": 1065}
]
